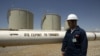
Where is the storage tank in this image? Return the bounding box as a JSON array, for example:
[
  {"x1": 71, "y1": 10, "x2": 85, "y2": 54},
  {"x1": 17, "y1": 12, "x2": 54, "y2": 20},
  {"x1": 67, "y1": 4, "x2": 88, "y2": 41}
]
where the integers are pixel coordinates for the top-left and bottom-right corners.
[
  {"x1": 8, "y1": 9, "x2": 33, "y2": 29},
  {"x1": 64, "y1": 21, "x2": 69, "y2": 30},
  {"x1": 41, "y1": 14, "x2": 61, "y2": 30}
]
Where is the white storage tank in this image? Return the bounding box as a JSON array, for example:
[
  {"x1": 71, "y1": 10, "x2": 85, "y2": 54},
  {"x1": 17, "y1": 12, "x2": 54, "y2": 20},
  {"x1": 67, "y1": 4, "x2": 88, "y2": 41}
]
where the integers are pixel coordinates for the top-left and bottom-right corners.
[
  {"x1": 41, "y1": 14, "x2": 61, "y2": 30},
  {"x1": 8, "y1": 8, "x2": 33, "y2": 29},
  {"x1": 64, "y1": 21, "x2": 69, "y2": 30}
]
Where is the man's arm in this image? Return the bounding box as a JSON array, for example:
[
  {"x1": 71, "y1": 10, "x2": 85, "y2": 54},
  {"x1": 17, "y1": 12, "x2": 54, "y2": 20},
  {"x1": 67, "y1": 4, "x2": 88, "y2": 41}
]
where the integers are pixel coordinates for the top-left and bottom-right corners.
[
  {"x1": 61, "y1": 31, "x2": 68, "y2": 52},
  {"x1": 81, "y1": 31, "x2": 88, "y2": 56}
]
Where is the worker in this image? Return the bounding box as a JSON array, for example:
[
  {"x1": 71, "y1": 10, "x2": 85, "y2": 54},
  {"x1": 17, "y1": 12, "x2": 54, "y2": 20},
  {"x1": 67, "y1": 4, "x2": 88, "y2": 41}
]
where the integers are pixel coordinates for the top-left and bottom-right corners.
[{"x1": 61, "y1": 14, "x2": 88, "y2": 56}]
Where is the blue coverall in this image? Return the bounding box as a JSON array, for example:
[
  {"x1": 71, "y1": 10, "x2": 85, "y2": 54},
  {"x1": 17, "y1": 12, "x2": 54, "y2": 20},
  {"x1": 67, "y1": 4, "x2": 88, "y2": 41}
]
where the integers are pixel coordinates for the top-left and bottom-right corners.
[{"x1": 61, "y1": 26, "x2": 88, "y2": 56}]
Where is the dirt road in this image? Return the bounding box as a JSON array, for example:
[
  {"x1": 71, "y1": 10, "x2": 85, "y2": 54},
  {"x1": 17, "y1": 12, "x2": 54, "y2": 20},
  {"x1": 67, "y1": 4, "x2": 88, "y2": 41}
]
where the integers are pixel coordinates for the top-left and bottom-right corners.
[{"x1": 0, "y1": 41, "x2": 100, "y2": 56}]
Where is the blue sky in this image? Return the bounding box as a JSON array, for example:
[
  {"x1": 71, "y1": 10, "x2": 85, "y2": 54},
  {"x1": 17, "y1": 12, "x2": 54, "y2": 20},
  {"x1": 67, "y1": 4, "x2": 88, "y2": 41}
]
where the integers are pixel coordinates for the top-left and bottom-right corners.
[{"x1": 0, "y1": 0, "x2": 100, "y2": 31}]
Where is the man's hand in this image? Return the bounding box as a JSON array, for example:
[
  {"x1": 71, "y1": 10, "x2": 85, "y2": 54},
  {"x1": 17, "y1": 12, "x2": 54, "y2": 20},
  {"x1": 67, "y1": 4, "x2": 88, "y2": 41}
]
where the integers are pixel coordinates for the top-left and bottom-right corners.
[{"x1": 62, "y1": 52, "x2": 65, "y2": 56}]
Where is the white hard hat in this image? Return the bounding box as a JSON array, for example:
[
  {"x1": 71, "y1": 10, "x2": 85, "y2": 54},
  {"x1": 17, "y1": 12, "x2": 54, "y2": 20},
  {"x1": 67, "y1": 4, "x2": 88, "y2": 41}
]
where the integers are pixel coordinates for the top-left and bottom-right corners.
[{"x1": 66, "y1": 14, "x2": 78, "y2": 21}]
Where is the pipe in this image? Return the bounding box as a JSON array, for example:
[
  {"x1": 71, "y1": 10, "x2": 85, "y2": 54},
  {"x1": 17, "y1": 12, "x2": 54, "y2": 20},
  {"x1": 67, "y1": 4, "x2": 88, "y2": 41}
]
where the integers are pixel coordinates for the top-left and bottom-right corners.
[
  {"x1": 86, "y1": 32, "x2": 96, "y2": 40},
  {"x1": 0, "y1": 31, "x2": 100, "y2": 47},
  {"x1": 95, "y1": 32, "x2": 100, "y2": 40}
]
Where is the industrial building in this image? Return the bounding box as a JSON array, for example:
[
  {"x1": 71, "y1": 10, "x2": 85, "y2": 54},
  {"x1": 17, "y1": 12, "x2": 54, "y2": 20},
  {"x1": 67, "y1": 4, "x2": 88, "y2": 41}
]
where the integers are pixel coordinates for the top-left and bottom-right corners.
[
  {"x1": 41, "y1": 14, "x2": 61, "y2": 30},
  {"x1": 64, "y1": 21, "x2": 69, "y2": 30},
  {"x1": 8, "y1": 9, "x2": 33, "y2": 29}
]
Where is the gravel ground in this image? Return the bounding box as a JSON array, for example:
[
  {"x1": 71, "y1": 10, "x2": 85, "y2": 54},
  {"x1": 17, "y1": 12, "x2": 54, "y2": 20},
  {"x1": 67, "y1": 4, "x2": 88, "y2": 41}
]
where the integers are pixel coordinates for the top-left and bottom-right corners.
[{"x1": 0, "y1": 41, "x2": 100, "y2": 56}]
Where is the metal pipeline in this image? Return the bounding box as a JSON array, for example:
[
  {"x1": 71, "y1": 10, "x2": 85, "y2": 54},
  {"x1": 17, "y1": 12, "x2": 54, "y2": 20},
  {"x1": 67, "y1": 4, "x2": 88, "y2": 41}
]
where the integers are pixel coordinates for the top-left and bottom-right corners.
[{"x1": 0, "y1": 31, "x2": 100, "y2": 47}]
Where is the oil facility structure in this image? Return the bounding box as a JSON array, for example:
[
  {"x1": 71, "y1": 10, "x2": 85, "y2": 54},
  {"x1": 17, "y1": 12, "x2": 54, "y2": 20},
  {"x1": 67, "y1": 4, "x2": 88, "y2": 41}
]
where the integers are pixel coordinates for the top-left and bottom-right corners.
[
  {"x1": 8, "y1": 9, "x2": 33, "y2": 29},
  {"x1": 41, "y1": 14, "x2": 61, "y2": 30}
]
